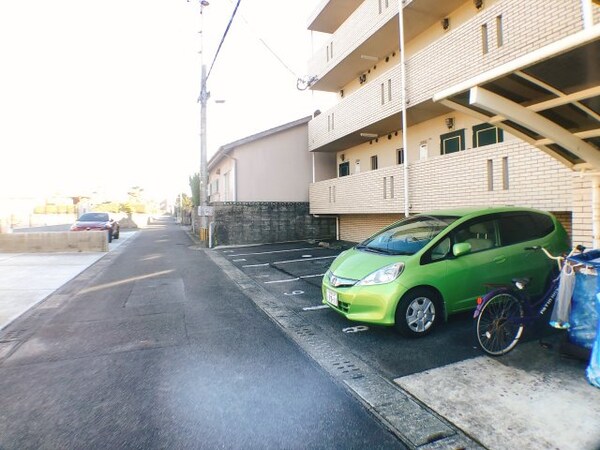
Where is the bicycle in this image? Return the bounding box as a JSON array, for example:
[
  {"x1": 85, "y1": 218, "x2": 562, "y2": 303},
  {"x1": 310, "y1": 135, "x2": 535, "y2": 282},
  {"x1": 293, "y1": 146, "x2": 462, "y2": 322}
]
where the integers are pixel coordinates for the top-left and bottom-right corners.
[{"x1": 473, "y1": 244, "x2": 585, "y2": 356}]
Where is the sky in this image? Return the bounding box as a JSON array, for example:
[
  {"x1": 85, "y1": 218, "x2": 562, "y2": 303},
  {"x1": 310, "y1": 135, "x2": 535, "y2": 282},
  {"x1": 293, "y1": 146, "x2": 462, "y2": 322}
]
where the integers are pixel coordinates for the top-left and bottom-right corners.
[{"x1": 0, "y1": 0, "x2": 332, "y2": 202}]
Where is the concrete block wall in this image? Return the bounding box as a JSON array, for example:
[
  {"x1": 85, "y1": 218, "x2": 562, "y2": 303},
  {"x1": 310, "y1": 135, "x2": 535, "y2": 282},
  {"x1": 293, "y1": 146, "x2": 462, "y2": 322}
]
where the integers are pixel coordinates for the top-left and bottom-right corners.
[
  {"x1": 211, "y1": 202, "x2": 337, "y2": 247},
  {"x1": 0, "y1": 231, "x2": 108, "y2": 253}
]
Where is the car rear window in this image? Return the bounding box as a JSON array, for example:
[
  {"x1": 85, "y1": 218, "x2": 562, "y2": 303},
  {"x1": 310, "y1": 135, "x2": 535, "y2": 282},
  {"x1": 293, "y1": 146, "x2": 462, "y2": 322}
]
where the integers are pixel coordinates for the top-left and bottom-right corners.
[
  {"x1": 498, "y1": 212, "x2": 555, "y2": 245},
  {"x1": 79, "y1": 213, "x2": 109, "y2": 221}
]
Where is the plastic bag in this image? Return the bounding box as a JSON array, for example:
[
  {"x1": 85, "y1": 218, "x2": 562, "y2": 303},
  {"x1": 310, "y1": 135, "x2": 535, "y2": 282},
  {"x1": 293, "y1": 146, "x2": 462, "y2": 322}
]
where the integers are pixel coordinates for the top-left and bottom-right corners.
[
  {"x1": 550, "y1": 263, "x2": 575, "y2": 329},
  {"x1": 569, "y1": 270, "x2": 599, "y2": 348},
  {"x1": 586, "y1": 293, "x2": 600, "y2": 388}
]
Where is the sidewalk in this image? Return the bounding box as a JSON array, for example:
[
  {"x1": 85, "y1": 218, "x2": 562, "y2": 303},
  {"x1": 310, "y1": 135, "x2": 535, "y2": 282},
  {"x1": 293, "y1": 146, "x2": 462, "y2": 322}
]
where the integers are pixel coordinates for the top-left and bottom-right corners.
[{"x1": 0, "y1": 231, "x2": 136, "y2": 330}]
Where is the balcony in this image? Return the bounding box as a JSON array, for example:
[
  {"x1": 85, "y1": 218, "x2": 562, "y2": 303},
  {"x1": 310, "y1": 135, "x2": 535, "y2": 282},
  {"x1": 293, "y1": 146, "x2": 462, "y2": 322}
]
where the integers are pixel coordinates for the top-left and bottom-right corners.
[
  {"x1": 307, "y1": 0, "x2": 466, "y2": 93},
  {"x1": 309, "y1": 0, "x2": 585, "y2": 153},
  {"x1": 310, "y1": 141, "x2": 573, "y2": 215},
  {"x1": 310, "y1": 164, "x2": 405, "y2": 215}
]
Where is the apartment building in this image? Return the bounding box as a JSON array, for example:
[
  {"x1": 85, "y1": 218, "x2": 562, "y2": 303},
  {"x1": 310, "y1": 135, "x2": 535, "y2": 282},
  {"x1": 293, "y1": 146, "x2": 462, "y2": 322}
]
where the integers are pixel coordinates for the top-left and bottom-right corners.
[{"x1": 306, "y1": 0, "x2": 600, "y2": 247}]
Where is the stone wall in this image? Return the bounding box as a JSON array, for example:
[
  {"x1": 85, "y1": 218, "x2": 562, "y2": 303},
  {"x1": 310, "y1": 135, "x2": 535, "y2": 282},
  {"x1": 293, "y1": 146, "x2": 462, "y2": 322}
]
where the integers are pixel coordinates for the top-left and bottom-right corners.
[{"x1": 211, "y1": 202, "x2": 336, "y2": 247}]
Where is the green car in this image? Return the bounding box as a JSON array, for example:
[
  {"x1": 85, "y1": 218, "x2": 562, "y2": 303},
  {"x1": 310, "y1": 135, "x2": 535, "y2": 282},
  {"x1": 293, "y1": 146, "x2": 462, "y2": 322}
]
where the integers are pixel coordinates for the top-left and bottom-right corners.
[{"x1": 322, "y1": 207, "x2": 569, "y2": 337}]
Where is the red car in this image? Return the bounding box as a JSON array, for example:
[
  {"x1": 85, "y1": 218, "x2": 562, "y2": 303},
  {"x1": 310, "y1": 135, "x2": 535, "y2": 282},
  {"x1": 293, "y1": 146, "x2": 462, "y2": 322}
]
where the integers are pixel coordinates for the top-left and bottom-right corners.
[{"x1": 70, "y1": 212, "x2": 120, "y2": 243}]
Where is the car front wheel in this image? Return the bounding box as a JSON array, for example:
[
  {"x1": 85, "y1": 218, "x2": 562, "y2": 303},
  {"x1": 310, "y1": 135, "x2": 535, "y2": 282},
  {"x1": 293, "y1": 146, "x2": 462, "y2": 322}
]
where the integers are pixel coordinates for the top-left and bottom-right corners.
[{"x1": 394, "y1": 288, "x2": 440, "y2": 338}]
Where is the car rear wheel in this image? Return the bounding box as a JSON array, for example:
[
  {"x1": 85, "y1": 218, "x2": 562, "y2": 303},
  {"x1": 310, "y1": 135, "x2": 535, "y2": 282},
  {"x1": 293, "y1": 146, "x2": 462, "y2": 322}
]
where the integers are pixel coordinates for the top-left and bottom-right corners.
[
  {"x1": 113, "y1": 228, "x2": 120, "y2": 239},
  {"x1": 394, "y1": 288, "x2": 441, "y2": 338}
]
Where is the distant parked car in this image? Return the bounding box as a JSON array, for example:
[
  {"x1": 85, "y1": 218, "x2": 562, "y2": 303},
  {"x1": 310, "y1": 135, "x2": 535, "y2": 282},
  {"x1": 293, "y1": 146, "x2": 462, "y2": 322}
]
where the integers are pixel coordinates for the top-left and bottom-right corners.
[
  {"x1": 70, "y1": 212, "x2": 120, "y2": 243},
  {"x1": 322, "y1": 206, "x2": 569, "y2": 338}
]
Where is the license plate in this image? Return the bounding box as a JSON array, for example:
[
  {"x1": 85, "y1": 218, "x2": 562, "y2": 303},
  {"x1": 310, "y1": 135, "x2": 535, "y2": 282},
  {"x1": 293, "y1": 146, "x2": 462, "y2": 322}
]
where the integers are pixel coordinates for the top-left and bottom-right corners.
[{"x1": 326, "y1": 289, "x2": 338, "y2": 307}]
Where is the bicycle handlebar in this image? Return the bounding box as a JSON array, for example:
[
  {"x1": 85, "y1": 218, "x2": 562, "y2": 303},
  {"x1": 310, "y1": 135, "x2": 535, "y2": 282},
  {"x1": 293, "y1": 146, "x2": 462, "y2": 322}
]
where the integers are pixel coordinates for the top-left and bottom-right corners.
[{"x1": 524, "y1": 244, "x2": 585, "y2": 270}]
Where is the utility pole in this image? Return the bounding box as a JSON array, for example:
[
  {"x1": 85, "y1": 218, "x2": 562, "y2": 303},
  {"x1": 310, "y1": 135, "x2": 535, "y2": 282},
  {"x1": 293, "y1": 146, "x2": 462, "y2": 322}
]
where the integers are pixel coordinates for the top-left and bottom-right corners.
[
  {"x1": 197, "y1": 0, "x2": 209, "y2": 242},
  {"x1": 199, "y1": 63, "x2": 209, "y2": 240}
]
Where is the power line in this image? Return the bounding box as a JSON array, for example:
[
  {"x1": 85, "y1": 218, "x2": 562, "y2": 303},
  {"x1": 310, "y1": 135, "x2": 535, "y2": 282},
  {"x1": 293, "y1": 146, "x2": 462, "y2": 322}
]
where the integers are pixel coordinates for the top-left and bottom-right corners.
[{"x1": 206, "y1": 0, "x2": 241, "y2": 83}]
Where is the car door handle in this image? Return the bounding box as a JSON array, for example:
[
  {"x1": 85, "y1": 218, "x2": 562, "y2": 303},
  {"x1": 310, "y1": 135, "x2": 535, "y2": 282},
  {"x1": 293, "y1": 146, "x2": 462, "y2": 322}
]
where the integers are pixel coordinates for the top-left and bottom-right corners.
[{"x1": 493, "y1": 256, "x2": 506, "y2": 264}]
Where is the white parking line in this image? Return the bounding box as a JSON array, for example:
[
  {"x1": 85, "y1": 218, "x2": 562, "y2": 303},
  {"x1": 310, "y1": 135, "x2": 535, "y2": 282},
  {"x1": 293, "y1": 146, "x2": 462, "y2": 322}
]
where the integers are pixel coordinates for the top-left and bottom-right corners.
[
  {"x1": 303, "y1": 305, "x2": 329, "y2": 311},
  {"x1": 232, "y1": 259, "x2": 247, "y2": 262},
  {"x1": 263, "y1": 273, "x2": 325, "y2": 284},
  {"x1": 264, "y1": 278, "x2": 300, "y2": 284},
  {"x1": 229, "y1": 247, "x2": 323, "y2": 257},
  {"x1": 242, "y1": 263, "x2": 270, "y2": 268},
  {"x1": 273, "y1": 256, "x2": 337, "y2": 265}
]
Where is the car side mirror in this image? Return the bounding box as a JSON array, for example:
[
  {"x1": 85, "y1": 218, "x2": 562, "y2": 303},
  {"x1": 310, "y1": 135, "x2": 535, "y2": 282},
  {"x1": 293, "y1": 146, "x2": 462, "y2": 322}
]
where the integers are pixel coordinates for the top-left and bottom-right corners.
[{"x1": 453, "y1": 242, "x2": 472, "y2": 257}]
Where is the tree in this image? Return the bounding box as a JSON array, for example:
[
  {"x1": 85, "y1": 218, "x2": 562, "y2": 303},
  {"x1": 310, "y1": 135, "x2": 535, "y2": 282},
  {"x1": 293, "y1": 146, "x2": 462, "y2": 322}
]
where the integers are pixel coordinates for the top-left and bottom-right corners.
[{"x1": 189, "y1": 173, "x2": 200, "y2": 207}]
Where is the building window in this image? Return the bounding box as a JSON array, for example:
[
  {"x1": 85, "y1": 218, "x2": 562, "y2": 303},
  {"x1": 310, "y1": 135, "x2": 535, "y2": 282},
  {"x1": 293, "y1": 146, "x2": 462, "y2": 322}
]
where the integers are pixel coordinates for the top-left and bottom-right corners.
[
  {"x1": 339, "y1": 161, "x2": 350, "y2": 177},
  {"x1": 371, "y1": 155, "x2": 378, "y2": 170},
  {"x1": 440, "y1": 129, "x2": 465, "y2": 154},
  {"x1": 473, "y1": 123, "x2": 504, "y2": 147},
  {"x1": 381, "y1": 83, "x2": 385, "y2": 105},
  {"x1": 390, "y1": 176, "x2": 394, "y2": 198},
  {"x1": 482, "y1": 24, "x2": 489, "y2": 54},
  {"x1": 496, "y1": 15, "x2": 504, "y2": 47},
  {"x1": 487, "y1": 160, "x2": 494, "y2": 191},
  {"x1": 397, "y1": 148, "x2": 404, "y2": 165},
  {"x1": 388, "y1": 79, "x2": 392, "y2": 102},
  {"x1": 383, "y1": 177, "x2": 387, "y2": 199}
]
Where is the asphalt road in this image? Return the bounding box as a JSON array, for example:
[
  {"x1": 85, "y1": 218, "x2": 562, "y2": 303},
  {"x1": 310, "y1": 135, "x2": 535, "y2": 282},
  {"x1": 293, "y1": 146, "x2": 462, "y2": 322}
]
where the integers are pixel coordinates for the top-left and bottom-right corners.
[{"x1": 0, "y1": 218, "x2": 406, "y2": 449}]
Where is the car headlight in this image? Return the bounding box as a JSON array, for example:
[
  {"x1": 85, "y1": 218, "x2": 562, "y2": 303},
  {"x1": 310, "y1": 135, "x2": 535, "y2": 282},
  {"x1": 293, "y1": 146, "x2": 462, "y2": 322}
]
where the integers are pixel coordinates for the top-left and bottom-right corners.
[{"x1": 356, "y1": 262, "x2": 404, "y2": 286}]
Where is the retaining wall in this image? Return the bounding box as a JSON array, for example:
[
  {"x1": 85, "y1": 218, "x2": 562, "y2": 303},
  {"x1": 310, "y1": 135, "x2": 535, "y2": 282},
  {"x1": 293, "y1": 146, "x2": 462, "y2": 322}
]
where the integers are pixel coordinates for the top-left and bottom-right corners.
[{"x1": 211, "y1": 202, "x2": 336, "y2": 247}]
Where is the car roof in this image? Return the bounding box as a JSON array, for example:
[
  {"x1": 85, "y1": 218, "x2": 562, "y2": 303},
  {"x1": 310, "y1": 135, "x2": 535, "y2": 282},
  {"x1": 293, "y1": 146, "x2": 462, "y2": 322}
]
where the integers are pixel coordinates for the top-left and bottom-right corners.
[{"x1": 419, "y1": 206, "x2": 551, "y2": 219}]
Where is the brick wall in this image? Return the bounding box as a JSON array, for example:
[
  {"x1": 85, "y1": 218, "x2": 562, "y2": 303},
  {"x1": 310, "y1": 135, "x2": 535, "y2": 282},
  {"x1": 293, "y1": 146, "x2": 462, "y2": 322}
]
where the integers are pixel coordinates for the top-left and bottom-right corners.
[
  {"x1": 311, "y1": 141, "x2": 573, "y2": 215},
  {"x1": 339, "y1": 213, "x2": 403, "y2": 243},
  {"x1": 407, "y1": 0, "x2": 583, "y2": 106},
  {"x1": 211, "y1": 202, "x2": 336, "y2": 247},
  {"x1": 572, "y1": 175, "x2": 593, "y2": 248}
]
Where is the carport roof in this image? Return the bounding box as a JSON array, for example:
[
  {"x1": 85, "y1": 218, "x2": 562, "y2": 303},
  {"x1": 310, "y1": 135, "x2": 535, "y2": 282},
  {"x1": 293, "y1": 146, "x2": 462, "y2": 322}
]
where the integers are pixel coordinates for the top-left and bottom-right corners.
[{"x1": 433, "y1": 25, "x2": 600, "y2": 170}]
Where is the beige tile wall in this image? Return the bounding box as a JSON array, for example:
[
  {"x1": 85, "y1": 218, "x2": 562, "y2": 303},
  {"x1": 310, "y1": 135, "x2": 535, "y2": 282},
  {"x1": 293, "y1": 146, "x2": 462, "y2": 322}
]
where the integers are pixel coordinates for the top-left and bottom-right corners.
[{"x1": 310, "y1": 140, "x2": 573, "y2": 214}]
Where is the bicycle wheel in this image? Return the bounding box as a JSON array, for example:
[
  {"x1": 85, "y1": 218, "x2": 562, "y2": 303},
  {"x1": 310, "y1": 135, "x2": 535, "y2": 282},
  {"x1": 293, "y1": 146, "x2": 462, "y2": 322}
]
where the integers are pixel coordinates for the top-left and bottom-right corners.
[{"x1": 475, "y1": 292, "x2": 524, "y2": 356}]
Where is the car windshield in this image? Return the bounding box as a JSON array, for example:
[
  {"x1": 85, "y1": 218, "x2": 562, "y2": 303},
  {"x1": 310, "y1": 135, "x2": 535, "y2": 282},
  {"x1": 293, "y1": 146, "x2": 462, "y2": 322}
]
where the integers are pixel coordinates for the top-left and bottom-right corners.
[
  {"x1": 357, "y1": 215, "x2": 458, "y2": 255},
  {"x1": 78, "y1": 213, "x2": 109, "y2": 222}
]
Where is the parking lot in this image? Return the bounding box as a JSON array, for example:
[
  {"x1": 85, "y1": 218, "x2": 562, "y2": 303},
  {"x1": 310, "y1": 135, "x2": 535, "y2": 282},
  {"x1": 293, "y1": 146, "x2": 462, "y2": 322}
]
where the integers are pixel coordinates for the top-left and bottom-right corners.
[
  {"x1": 209, "y1": 238, "x2": 600, "y2": 450},
  {"x1": 217, "y1": 240, "x2": 482, "y2": 380}
]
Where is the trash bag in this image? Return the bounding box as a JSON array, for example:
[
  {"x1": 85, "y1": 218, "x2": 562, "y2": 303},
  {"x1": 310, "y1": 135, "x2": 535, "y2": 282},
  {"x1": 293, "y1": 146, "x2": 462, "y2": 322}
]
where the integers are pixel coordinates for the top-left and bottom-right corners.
[
  {"x1": 586, "y1": 293, "x2": 600, "y2": 389},
  {"x1": 569, "y1": 270, "x2": 599, "y2": 349},
  {"x1": 549, "y1": 263, "x2": 575, "y2": 329}
]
